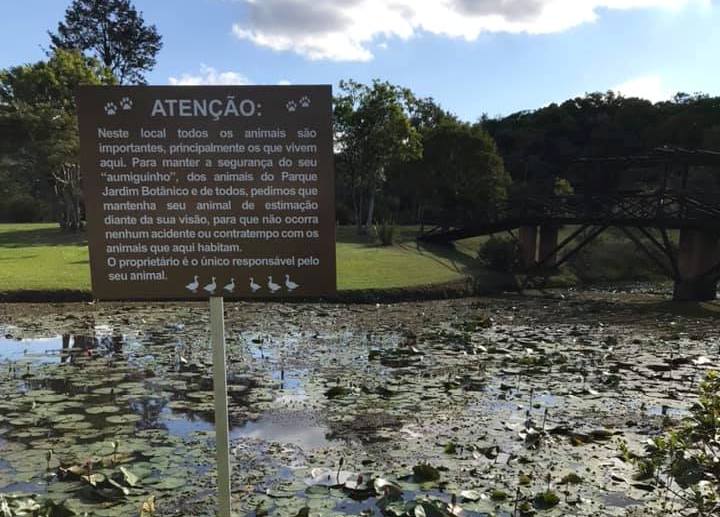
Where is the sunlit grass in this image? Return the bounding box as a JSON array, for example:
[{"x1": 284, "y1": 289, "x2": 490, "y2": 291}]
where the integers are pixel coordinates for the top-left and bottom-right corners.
[
  {"x1": 0, "y1": 223, "x2": 91, "y2": 293},
  {"x1": 0, "y1": 223, "x2": 476, "y2": 294}
]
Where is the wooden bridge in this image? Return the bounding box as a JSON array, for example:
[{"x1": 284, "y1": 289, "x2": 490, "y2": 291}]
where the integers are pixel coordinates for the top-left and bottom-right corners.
[{"x1": 418, "y1": 148, "x2": 720, "y2": 301}]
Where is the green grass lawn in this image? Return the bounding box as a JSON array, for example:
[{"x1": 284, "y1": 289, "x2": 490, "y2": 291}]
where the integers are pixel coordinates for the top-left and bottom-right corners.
[
  {"x1": 0, "y1": 223, "x2": 479, "y2": 294},
  {"x1": 0, "y1": 223, "x2": 91, "y2": 293}
]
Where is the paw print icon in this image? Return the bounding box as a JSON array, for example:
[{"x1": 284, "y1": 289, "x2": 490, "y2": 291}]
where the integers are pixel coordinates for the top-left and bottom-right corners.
[
  {"x1": 299, "y1": 96, "x2": 311, "y2": 108},
  {"x1": 120, "y1": 97, "x2": 133, "y2": 110},
  {"x1": 286, "y1": 100, "x2": 297, "y2": 112},
  {"x1": 104, "y1": 102, "x2": 118, "y2": 115}
]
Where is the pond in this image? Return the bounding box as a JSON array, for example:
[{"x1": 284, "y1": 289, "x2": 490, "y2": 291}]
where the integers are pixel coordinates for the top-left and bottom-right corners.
[{"x1": 0, "y1": 291, "x2": 717, "y2": 516}]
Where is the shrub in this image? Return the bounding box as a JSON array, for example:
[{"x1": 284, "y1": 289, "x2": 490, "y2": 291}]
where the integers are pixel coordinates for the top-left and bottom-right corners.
[
  {"x1": 0, "y1": 195, "x2": 45, "y2": 223},
  {"x1": 632, "y1": 371, "x2": 720, "y2": 515},
  {"x1": 478, "y1": 236, "x2": 519, "y2": 272}
]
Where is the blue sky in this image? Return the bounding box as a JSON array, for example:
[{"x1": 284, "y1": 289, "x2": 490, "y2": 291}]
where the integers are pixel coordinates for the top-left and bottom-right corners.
[{"x1": 1, "y1": 0, "x2": 718, "y2": 120}]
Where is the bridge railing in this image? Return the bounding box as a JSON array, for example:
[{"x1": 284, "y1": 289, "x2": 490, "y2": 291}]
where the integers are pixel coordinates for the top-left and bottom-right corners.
[
  {"x1": 421, "y1": 189, "x2": 720, "y2": 241},
  {"x1": 495, "y1": 190, "x2": 720, "y2": 223}
]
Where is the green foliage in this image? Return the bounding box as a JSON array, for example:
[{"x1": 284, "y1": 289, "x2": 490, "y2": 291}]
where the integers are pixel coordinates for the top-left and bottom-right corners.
[
  {"x1": 334, "y1": 79, "x2": 422, "y2": 232},
  {"x1": 533, "y1": 490, "x2": 560, "y2": 509},
  {"x1": 412, "y1": 463, "x2": 441, "y2": 482},
  {"x1": 559, "y1": 473, "x2": 583, "y2": 485},
  {"x1": 484, "y1": 91, "x2": 720, "y2": 195},
  {"x1": 333, "y1": 84, "x2": 719, "y2": 234},
  {"x1": 634, "y1": 458, "x2": 656, "y2": 481},
  {"x1": 490, "y1": 489, "x2": 508, "y2": 501},
  {"x1": 334, "y1": 80, "x2": 510, "y2": 231},
  {"x1": 0, "y1": 49, "x2": 112, "y2": 226},
  {"x1": 0, "y1": 48, "x2": 110, "y2": 173},
  {"x1": 421, "y1": 120, "x2": 510, "y2": 227},
  {"x1": 636, "y1": 371, "x2": 720, "y2": 515},
  {"x1": 553, "y1": 176, "x2": 574, "y2": 196},
  {"x1": 0, "y1": 49, "x2": 112, "y2": 111},
  {"x1": 443, "y1": 442, "x2": 457, "y2": 454},
  {"x1": 0, "y1": 194, "x2": 46, "y2": 223},
  {"x1": 477, "y1": 236, "x2": 519, "y2": 272},
  {"x1": 49, "y1": 0, "x2": 162, "y2": 84}
]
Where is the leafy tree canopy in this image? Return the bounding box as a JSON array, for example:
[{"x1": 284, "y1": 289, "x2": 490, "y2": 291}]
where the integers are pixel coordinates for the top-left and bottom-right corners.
[
  {"x1": 422, "y1": 120, "x2": 509, "y2": 225},
  {"x1": 334, "y1": 79, "x2": 423, "y2": 231},
  {"x1": 0, "y1": 49, "x2": 113, "y2": 225},
  {"x1": 49, "y1": 0, "x2": 162, "y2": 84}
]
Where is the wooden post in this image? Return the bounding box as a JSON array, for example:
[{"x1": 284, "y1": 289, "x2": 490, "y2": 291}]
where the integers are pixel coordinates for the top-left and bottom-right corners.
[
  {"x1": 210, "y1": 296, "x2": 232, "y2": 516},
  {"x1": 538, "y1": 225, "x2": 560, "y2": 268},
  {"x1": 518, "y1": 225, "x2": 538, "y2": 269},
  {"x1": 674, "y1": 229, "x2": 720, "y2": 301}
]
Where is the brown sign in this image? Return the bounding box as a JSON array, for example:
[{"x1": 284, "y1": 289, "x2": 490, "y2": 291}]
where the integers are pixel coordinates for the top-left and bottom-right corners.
[{"x1": 76, "y1": 85, "x2": 335, "y2": 300}]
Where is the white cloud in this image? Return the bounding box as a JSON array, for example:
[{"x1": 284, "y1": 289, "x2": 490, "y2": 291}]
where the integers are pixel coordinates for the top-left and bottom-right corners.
[
  {"x1": 613, "y1": 75, "x2": 672, "y2": 102},
  {"x1": 168, "y1": 64, "x2": 251, "y2": 85},
  {"x1": 277, "y1": 79, "x2": 292, "y2": 85},
  {"x1": 231, "y1": 0, "x2": 702, "y2": 61}
]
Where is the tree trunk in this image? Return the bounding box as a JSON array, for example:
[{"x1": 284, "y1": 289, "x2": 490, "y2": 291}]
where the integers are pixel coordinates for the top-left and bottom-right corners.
[
  {"x1": 354, "y1": 194, "x2": 363, "y2": 235},
  {"x1": 355, "y1": 189, "x2": 366, "y2": 236},
  {"x1": 365, "y1": 190, "x2": 375, "y2": 232},
  {"x1": 53, "y1": 163, "x2": 83, "y2": 232},
  {"x1": 349, "y1": 163, "x2": 364, "y2": 235}
]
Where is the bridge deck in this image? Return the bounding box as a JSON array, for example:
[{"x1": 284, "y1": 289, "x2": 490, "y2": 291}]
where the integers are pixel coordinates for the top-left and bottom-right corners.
[{"x1": 419, "y1": 191, "x2": 720, "y2": 243}]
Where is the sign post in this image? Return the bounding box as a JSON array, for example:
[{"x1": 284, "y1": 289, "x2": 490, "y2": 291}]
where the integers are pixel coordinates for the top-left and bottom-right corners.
[
  {"x1": 210, "y1": 296, "x2": 231, "y2": 516},
  {"x1": 76, "y1": 85, "x2": 336, "y2": 515}
]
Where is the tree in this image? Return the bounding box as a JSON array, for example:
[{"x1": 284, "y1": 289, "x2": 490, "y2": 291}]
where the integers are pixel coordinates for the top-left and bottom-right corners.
[
  {"x1": 422, "y1": 120, "x2": 510, "y2": 228},
  {"x1": 0, "y1": 49, "x2": 113, "y2": 229},
  {"x1": 49, "y1": 0, "x2": 162, "y2": 84},
  {"x1": 392, "y1": 96, "x2": 457, "y2": 227},
  {"x1": 484, "y1": 91, "x2": 720, "y2": 202},
  {"x1": 334, "y1": 80, "x2": 422, "y2": 234},
  {"x1": 483, "y1": 92, "x2": 660, "y2": 190}
]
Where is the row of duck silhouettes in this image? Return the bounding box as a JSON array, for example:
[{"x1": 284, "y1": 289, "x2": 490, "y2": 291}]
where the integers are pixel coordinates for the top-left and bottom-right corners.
[{"x1": 185, "y1": 274, "x2": 299, "y2": 294}]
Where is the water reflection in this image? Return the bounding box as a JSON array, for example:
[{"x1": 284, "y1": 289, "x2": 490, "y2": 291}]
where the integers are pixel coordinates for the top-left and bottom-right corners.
[
  {"x1": 231, "y1": 412, "x2": 332, "y2": 449},
  {"x1": 0, "y1": 319, "x2": 341, "y2": 508},
  {"x1": 0, "y1": 334, "x2": 126, "y2": 367},
  {"x1": 159, "y1": 407, "x2": 214, "y2": 438},
  {"x1": 0, "y1": 336, "x2": 64, "y2": 364}
]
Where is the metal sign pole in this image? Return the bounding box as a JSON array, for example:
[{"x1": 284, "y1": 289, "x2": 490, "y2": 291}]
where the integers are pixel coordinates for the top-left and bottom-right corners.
[{"x1": 210, "y1": 296, "x2": 232, "y2": 516}]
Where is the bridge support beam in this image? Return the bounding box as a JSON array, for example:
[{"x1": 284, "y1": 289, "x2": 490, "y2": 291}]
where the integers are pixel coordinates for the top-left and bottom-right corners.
[
  {"x1": 673, "y1": 228, "x2": 720, "y2": 301},
  {"x1": 518, "y1": 226, "x2": 537, "y2": 268},
  {"x1": 538, "y1": 226, "x2": 560, "y2": 268}
]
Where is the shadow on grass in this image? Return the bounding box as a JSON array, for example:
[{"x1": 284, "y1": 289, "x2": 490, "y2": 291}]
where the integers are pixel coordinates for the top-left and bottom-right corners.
[
  {"x1": 335, "y1": 225, "x2": 423, "y2": 247},
  {"x1": 398, "y1": 240, "x2": 519, "y2": 294},
  {"x1": 0, "y1": 255, "x2": 37, "y2": 261},
  {"x1": 399, "y1": 241, "x2": 478, "y2": 274},
  {"x1": 0, "y1": 227, "x2": 87, "y2": 248}
]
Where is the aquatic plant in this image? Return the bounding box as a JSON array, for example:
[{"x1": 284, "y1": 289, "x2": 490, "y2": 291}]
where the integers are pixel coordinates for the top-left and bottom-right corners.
[
  {"x1": 533, "y1": 489, "x2": 560, "y2": 509},
  {"x1": 637, "y1": 371, "x2": 720, "y2": 516}
]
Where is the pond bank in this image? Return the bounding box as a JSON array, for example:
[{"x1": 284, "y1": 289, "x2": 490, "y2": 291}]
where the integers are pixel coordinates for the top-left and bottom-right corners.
[{"x1": 0, "y1": 280, "x2": 475, "y2": 304}]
